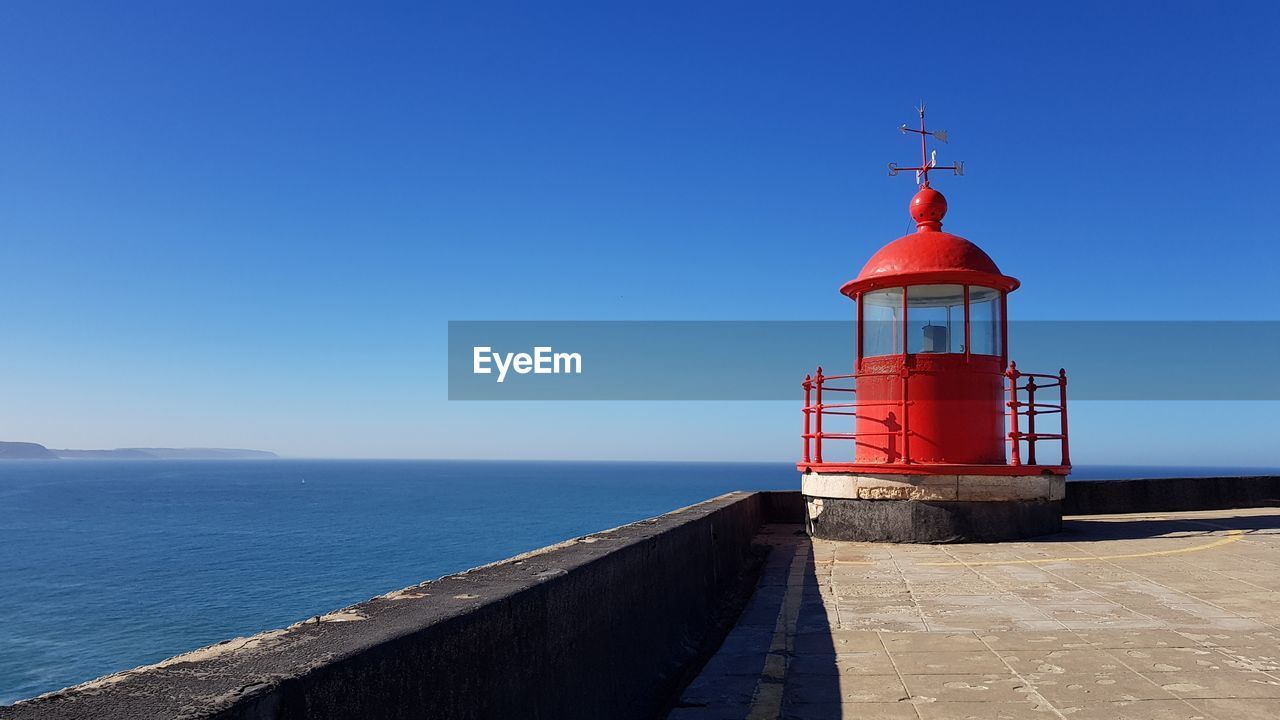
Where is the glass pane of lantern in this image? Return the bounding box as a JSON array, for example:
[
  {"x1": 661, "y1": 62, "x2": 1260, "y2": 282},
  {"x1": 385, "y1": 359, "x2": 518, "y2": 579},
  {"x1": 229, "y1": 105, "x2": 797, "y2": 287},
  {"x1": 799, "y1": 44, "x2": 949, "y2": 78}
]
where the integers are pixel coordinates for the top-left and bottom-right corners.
[
  {"x1": 906, "y1": 284, "x2": 964, "y2": 354},
  {"x1": 860, "y1": 288, "x2": 903, "y2": 357},
  {"x1": 968, "y1": 286, "x2": 1002, "y2": 356}
]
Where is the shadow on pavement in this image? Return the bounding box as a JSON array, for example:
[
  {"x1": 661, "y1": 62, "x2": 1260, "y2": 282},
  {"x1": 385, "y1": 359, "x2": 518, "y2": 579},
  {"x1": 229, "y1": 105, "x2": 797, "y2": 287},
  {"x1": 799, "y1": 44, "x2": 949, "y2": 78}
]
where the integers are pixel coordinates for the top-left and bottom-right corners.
[{"x1": 666, "y1": 525, "x2": 843, "y2": 720}]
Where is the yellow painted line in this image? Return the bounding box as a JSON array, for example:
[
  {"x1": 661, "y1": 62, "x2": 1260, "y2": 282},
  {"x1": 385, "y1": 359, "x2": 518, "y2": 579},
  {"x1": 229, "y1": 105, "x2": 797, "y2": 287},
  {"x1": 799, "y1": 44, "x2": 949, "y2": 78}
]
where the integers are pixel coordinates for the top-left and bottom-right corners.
[
  {"x1": 747, "y1": 544, "x2": 807, "y2": 720},
  {"x1": 919, "y1": 529, "x2": 1245, "y2": 567}
]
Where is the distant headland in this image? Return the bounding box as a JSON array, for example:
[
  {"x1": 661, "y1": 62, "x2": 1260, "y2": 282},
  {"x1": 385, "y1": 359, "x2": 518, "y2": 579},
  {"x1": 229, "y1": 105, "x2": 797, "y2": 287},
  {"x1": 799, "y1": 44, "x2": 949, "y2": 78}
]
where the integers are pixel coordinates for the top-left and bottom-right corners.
[{"x1": 0, "y1": 442, "x2": 278, "y2": 460}]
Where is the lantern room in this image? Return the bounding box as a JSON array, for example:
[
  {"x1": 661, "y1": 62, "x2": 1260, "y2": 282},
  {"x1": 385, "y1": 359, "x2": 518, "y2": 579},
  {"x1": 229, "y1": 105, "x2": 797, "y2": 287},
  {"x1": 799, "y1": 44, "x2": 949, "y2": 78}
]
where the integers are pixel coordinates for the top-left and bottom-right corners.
[
  {"x1": 841, "y1": 187, "x2": 1019, "y2": 468},
  {"x1": 798, "y1": 106, "x2": 1070, "y2": 543}
]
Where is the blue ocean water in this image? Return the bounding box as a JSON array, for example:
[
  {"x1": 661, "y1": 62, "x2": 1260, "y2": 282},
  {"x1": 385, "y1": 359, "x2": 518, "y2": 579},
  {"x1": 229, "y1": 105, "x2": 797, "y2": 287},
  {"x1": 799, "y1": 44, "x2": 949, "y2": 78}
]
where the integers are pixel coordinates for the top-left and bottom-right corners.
[{"x1": 1, "y1": 459, "x2": 1278, "y2": 705}]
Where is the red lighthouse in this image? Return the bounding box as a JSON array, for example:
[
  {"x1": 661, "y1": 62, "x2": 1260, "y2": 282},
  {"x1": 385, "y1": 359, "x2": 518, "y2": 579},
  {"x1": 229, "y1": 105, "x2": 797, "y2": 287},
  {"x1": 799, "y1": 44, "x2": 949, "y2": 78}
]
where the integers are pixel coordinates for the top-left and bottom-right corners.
[{"x1": 799, "y1": 106, "x2": 1071, "y2": 542}]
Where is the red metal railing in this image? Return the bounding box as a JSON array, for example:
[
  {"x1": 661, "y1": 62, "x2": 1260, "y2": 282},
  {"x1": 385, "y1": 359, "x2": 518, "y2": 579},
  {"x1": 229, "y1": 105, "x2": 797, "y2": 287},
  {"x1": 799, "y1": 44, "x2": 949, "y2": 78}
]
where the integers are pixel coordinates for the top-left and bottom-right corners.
[
  {"x1": 800, "y1": 363, "x2": 1070, "y2": 468},
  {"x1": 1006, "y1": 361, "x2": 1071, "y2": 467},
  {"x1": 801, "y1": 367, "x2": 909, "y2": 465}
]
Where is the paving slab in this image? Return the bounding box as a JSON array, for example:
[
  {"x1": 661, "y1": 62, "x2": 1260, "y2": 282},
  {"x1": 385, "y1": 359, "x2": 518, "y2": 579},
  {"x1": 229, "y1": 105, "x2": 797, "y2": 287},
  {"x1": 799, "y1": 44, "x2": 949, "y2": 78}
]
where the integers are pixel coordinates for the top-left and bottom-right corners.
[{"x1": 669, "y1": 508, "x2": 1280, "y2": 720}]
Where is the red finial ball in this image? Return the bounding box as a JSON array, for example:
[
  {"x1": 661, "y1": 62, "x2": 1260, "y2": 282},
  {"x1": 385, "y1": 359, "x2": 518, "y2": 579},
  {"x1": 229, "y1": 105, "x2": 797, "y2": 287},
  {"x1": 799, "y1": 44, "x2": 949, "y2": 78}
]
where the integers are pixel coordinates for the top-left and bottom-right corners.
[{"x1": 910, "y1": 187, "x2": 947, "y2": 231}]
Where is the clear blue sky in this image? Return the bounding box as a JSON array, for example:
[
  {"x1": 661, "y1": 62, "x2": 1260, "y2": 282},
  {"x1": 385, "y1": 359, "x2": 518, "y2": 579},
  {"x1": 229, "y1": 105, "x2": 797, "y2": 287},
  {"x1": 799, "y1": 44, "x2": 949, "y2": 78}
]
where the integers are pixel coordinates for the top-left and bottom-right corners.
[{"x1": 2, "y1": 2, "x2": 1277, "y2": 463}]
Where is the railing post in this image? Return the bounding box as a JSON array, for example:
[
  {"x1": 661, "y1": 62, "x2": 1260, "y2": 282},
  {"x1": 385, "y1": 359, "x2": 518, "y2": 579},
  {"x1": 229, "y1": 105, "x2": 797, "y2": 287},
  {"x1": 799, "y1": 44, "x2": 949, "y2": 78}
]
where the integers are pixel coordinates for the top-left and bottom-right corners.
[
  {"x1": 802, "y1": 374, "x2": 812, "y2": 463},
  {"x1": 1007, "y1": 361, "x2": 1021, "y2": 466},
  {"x1": 1058, "y1": 368, "x2": 1071, "y2": 467},
  {"x1": 1026, "y1": 377, "x2": 1038, "y2": 466},
  {"x1": 814, "y1": 367, "x2": 824, "y2": 464}
]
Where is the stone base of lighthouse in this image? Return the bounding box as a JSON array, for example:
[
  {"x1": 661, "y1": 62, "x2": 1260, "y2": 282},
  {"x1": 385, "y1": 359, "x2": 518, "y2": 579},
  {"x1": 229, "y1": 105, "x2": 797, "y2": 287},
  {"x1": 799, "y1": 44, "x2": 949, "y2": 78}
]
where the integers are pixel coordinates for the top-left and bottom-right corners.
[{"x1": 802, "y1": 472, "x2": 1065, "y2": 543}]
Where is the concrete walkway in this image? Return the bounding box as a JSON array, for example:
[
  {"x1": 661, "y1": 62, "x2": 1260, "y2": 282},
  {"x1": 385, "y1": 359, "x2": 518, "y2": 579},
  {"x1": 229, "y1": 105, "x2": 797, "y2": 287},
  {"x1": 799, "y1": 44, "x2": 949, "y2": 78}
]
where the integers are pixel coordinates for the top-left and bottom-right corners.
[{"x1": 669, "y1": 508, "x2": 1280, "y2": 720}]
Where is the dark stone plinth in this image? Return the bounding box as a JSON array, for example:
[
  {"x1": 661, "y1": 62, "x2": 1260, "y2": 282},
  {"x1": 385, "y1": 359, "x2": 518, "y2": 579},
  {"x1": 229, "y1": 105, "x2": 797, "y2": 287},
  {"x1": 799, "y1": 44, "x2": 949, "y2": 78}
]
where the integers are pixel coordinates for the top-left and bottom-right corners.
[{"x1": 804, "y1": 496, "x2": 1063, "y2": 543}]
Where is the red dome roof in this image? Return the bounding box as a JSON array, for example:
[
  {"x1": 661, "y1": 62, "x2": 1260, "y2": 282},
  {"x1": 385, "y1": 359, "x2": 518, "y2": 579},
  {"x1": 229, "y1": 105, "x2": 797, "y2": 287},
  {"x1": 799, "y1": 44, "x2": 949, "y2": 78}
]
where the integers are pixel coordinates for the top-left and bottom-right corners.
[
  {"x1": 840, "y1": 188, "x2": 1019, "y2": 297},
  {"x1": 854, "y1": 230, "x2": 1006, "y2": 279}
]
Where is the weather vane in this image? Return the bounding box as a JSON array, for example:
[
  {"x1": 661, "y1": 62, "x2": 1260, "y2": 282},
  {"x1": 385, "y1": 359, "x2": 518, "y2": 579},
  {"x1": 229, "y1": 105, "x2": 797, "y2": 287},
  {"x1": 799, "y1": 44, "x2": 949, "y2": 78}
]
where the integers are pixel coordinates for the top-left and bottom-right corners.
[{"x1": 888, "y1": 102, "x2": 963, "y2": 188}]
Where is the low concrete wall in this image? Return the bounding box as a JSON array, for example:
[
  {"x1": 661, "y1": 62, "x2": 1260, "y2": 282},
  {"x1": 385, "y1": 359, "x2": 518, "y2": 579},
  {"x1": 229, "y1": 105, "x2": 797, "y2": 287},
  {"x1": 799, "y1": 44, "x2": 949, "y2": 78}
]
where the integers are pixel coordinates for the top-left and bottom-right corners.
[
  {"x1": 758, "y1": 488, "x2": 804, "y2": 523},
  {"x1": 1064, "y1": 476, "x2": 1280, "y2": 516},
  {"x1": 5, "y1": 492, "x2": 777, "y2": 720}
]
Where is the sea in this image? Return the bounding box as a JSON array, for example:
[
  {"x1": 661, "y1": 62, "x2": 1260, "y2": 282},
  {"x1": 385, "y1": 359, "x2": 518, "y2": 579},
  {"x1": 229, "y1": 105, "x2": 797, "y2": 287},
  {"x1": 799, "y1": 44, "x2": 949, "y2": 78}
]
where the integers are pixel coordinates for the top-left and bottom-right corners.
[{"x1": 2, "y1": 459, "x2": 1278, "y2": 705}]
